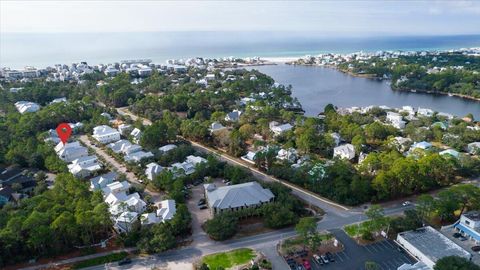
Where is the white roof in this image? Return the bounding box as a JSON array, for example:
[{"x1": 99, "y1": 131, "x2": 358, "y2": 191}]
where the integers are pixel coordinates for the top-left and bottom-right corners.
[
  {"x1": 105, "y1": 191, "x2": 128, "y2": 205},
  {"x1": 159, "y1": 144, "x2": 177, "y2": 152},
  {"x1": 93, "y1": 125, "x2": 119, "y2": 136},
  {"x1": 186, "y1": 155, "x2": 207, "y2": 165},
  {"x1": 116, "y1": 211, "x2": 138, "y2": 224},
  {"x1": 124, "y1": 151, "x2": 154, "y2": 162},
  {"x1": 205, "y1": 182, "x2": 274, "y2": 210},
  {"x1": 156, "y1": 199, "x2": 176, "y2": 221},
  {"x1": 102, "y1": 181, "x2": 130, "y2": 195},
  {"x1": 90, "y1": 172, "x2": 117, "y2": 190},
  {"x1": 108, "y1": 140, "x2": 133, "y2": 153}
]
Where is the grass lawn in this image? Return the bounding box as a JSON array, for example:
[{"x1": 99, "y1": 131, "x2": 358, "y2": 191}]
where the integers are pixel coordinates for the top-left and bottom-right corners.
[
  {"x1": 344, "y1": 224, "x2": 362, "y2": 237},
  {"x1": 202, "y1": 248, "x2": 255, "y2": 269}
]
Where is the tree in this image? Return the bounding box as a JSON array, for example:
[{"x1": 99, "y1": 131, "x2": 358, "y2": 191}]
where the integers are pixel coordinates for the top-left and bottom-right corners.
[
  {"x1": 434, "y1": 256, "x2": 480, "y2": 270},
  {"x1": 416, "y1": 194, "x2": 435, "y2": 223},
  {"x1": 262, "y1": 203, "x2": 298, "y2": 229},
  {"x1": 365, "y1": 205, "x2": 387, "y2": 232},
  {"x1": 228, "y1": 130, "x2": 246, "y2": 157},
  {"x1": 238, "y1": 124, "x2": 255, "y2": 140},
  {"x1": 204, "y1": 213, "x2": 238, "y2": 241},
  {"x1": 365, "y1": 261, "x2": 380, "y2": 270},
  {"x1": 140, "y1": 121, "x2": 171, "y2": 149},
  {"x1": 295, "y1": 217, "x2": 318, "y2": 250},
  {"x1": 324, "y1": 104, "x2": 336, "y2": 114}
]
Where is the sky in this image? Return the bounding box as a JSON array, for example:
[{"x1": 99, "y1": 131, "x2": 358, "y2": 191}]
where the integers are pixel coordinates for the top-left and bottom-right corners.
[{"x1": 1, "y1": 1, "x2": 480, "y2": 36}]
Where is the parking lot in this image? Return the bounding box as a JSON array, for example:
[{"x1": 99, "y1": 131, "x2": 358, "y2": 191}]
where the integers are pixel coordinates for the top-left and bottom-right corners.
[
  {"x1": 308, "y1": 229, "x2": 417, "y2": 270},
  {"x1": 186, "y1": 181, "x2": 212, "y2": 244},
  {"x1": 441, "y1": 226, "x2": 480, "y2": 265}
]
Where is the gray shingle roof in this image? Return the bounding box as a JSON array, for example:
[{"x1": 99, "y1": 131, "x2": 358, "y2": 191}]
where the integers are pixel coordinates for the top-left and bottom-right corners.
[{"x1": 205, "y1": 182, "x2": 274, "y2": 210}]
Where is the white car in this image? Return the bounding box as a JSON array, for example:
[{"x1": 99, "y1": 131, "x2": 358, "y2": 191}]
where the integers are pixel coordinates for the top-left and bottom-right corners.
[{"x1": 402, "y1": 201, "x2": 411, "y2": 206}]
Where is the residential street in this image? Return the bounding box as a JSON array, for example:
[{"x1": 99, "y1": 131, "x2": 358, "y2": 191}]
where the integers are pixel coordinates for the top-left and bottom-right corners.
[{"x1": 79, "y1": 135, "x2": 163, "y2": 202}]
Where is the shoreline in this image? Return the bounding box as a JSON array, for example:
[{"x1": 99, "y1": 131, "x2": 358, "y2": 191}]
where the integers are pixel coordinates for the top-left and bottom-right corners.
[{"x1": 285, "y1": 61, "x2": 480, "y2": 103}]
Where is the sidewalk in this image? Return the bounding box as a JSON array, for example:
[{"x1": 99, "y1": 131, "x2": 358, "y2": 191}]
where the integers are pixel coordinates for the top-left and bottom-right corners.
[{"x1": 19, "y1": 248, "x2": 137, "y2": 270}]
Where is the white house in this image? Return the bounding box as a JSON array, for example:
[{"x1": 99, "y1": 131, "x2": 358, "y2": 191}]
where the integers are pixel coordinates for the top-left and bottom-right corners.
[
  {"x1": 170, "y1": 155, "x2": 206, "y2": 176},
  {"x1": 390, "y1": 137, "x2": 412, "y2": 153},
  {"x1": 114, "y1": 211, "x2": 138, "y2": 233},
  {"x1": 453, "y1": 211, "x2": 480, "y2": 245},
  {"x1": 467, "y1": 142, "x2": 480, "y2": 155},
  {"x1": 417, "y1": 107, "x2": 434, "y2": 117},
  {"x1": 159, "y1": 144, "x2": 177, "y2": 154},
  {"x1": 269, "y1": 121, "x2": 294, "y2": 136},
  {"x1": 410, "y1": 141, "x2": 432, "y2": 151},
  {"x1": 110, "y1": 193, "x2": 146, "y2": 215},
  {"x1": 439, "y1": 149, "x2": 460, "y2": 159},
  {"x1": 241, "y1": 151, "x2": 257, "y2": 164},
  {"x1": 93, "y1": 125, "x2": 121, "y2": 144},
  {"x1": 130, "y1": 128, "x2": 142, "y2": 143},
  {"x1": 90, "y1": 172, "x2": 117, "y2": 191},
  {"x1": 55, "y1": 141, "x2": 88, "y2": 162},
  {"x1": 186, "y1": 155, "x2": 207, "y2": 166},
  {"x1": 145, "y1": 162, "x2": 163, "y2": 181},
  {"x1": 120, "y1": 144, "x2": 142, "y2": 155},
  {"x1": 210, "y1": 122, "x2": 227, "y2": 133},
  {"x1": 386, "y1": 111, "x2": 406, "y2": 129},
  {"x1": 68, "y1": 155, "x2": 102, "y2": 178},
  {"x1": 102, "y1": 181, "x2": 131, "y2": 196},
  {"x1": 124, "y1": 151, "x2": 154, "y2": 163},
  {"x1": 49, "y1": 97, "x2": 67, "y2": 104},
  {"x1": 15, "y1": 101, "x2": 40, "y2": 114},
  {"x1": 104, "y1": 66, "x2": 119, "y2": 77},
  {"x1": 330, "y1": 132, "x2": 342, "y2": 147},
  {"x1": 140, "y1": 199, "x2": 176, "y2": 226},
  {"x1": 333, "y1": 144, "x2": 356, "y2": 160},
  {"x1": 277, "y1": 148, "x2": 298, "y2": 163},
  {"x1": 108, "y1": 140, "x2": 133, "y2": 153},
  {"x1": 225, "y1": 110, "x2": 242, "y2": 122}
]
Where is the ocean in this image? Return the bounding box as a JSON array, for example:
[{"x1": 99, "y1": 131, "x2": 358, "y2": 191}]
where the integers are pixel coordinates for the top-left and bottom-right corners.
[{"x1": 2, "y1": 32, "x2": 480, "y2": 68}]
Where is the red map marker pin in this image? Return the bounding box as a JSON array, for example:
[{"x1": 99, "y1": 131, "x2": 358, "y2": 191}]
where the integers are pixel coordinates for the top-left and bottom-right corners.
[{"x1": 56, "y1": 123, "x2": 72, "y2": 145}]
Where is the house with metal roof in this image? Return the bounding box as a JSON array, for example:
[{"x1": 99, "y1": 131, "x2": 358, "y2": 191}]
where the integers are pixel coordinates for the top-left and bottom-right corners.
[
  {"x1": 159, "y1": 144, "x2": 177, "y2": 153},
  {"x1": 55, "y1": 141, "x2": 88, "y2": 162},
  {"x1": 145, "y1": 162, "x2": 163, "y2": 181},
  {"x1": 140, "y1": 199, "x2": 176, "y2": 226},
  {"x1": 204, "y1": 182, "x2": 275, "y2": 215},
  {"x1": 67, "y1": 155, "x2": 102, "y2": 178},
  {"x1": 93, "y1": 125, "x2": 121, "y2": 144},
  {"x1": 90, "y1": 172, "x2": 118, "y2": 191}
]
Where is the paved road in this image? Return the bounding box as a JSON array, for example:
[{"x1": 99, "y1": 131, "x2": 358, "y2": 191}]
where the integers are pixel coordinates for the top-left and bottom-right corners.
[
  {"x1": 79, "y1": 135, "x2": 162, "y2": 201},
  {"x1": 116, "y1": 107, "x2": 351, "y2": 214}
]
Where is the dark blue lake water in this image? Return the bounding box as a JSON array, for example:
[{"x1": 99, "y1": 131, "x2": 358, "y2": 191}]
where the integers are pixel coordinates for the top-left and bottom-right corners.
[{"x1": 253, "y1": 64, "x2": 480, "y2": 118}]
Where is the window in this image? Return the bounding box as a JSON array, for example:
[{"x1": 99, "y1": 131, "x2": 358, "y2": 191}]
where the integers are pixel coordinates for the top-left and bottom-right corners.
[{"x1": 465, "y1": 220, "x2": 470, "y2": 226}]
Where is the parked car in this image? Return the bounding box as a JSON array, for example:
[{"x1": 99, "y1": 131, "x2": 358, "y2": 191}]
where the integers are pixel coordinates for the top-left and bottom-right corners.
[
  {"x1": 402, "y1": 201, "x2": 411, "y2": 206},
  {"x1": 312, "y1": 254, "x2": 323, "y2": 265},
  {"x1": 459, "y1": 236, "x2": 468, "y2": 241},
  {"x1": 472, "y1": 246, "x2": 480, "y2": 252},
  {"x1": 453, "y1": 232, "x2": 462, "y2": 238},
  {"x1": 197, "y1": 198, "x2": 206, "y2": 206},
  {"x1": 118, "y1": 258, "x2": 132, "y2": 265},
  {"x1": 320, "y1": 255, "x2": 329, "y2": 264},
  {"x1": 302, "y1": 260, "x2": 311, "y2": 270},
  {"x1": 326, "y1": 252, "x2": 335, "y2": 262},
  {"x1": 198, "y1": 204, "x2": 208, "y2": 210},
  {"x1": 296, "y1": 264, "x2": 306, "y2": 270}
]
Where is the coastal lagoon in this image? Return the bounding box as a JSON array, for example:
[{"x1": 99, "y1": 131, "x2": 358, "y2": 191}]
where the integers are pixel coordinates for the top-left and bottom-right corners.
[{"x1": 252, "y1": 64, "x2": 480, "y2": 118}]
